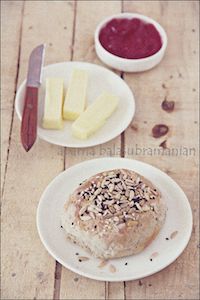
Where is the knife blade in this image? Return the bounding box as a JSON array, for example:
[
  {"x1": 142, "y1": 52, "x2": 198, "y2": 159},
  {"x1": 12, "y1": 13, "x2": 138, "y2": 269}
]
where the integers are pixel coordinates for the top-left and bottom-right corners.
[{"x1": 21, "y1": 44, "x2": 45, "y2": 152}]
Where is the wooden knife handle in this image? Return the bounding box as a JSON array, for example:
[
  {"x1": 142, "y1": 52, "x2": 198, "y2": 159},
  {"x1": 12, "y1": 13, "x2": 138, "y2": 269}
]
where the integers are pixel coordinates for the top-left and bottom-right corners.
[{"x1": 21, "y1": 86, "x2": 38, "y2": 152}]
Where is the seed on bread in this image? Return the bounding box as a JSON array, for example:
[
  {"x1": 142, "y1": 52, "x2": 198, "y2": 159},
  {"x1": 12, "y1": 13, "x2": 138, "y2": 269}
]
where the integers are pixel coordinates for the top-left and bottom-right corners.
[
  {"x1": 94, "y1": 188, "x2": 102, "y2": 195},
  {"x1": 79, "y1": 206, "x2": 88, "y2": 215},
  {"x1": 108, "y1": 183, "x2": 114, "y2": 192},
  {"x1": 80, "y1": 215, "x2": 91, "y2": 221},
  {"x1": 142, "y1": 204, "x2": 150, "y2": 211},
  {"x1": 117, "y1": 223, "x2": 126, "y2": 229},
  {"x1": 114, "y1": 204, "x2": 121, "y2": 211},
  {"x1": 127, "y1": 220, "x2": 138, "y2": 227},
  {"x1": 89, "y1": 211, "x2": 96, "y2": 219},
  {"x1": 125, "y1": 179, "x2": 134, "y2": 186},
  {"x1": 77, "y1": 169, "x2": 160, "y2": 227},
  {"x1": 129, "y1": 190, "x2": 135, "y2": 199},
  {"x1": 109, "y1": 206, "x2": 116, "y2": 214}
]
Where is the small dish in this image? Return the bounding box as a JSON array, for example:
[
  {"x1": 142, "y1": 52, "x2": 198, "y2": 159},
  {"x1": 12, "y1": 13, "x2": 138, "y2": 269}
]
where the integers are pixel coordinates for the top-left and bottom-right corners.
[
  {"x1": 95, "y1": 13, "x2": 168, "y2": 72},
  {"x1": 37, "y1": 157, "x2": 192, "y2": 282},
  {"x1": 15, "y1": 62, "x2": 135, "y2": 148}
]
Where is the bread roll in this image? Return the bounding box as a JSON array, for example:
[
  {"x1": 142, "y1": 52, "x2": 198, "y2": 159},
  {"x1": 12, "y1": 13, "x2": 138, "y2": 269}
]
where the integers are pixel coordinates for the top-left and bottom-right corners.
[{"x1": 61, "y1": 169, "x2": 167, "y2": 259}]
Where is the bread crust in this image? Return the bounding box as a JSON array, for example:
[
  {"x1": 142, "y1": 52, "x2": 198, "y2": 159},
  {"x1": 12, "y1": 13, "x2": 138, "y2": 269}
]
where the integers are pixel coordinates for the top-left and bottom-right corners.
[{"x1": 61, "y1": 169, "x2": 167, "y2": 259}]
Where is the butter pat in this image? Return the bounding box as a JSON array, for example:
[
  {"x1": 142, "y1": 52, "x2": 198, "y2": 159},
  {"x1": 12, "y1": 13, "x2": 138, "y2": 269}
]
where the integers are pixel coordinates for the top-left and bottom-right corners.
[
  {"x1": 72, "y1": 92, "x2": 119, "y2": 139},
  {"x1": 63, "y1": 69, "x2": 88, "y2": 120},
  {"x1": 42, "y1": 78, "x2": 64, "y2": 129}
]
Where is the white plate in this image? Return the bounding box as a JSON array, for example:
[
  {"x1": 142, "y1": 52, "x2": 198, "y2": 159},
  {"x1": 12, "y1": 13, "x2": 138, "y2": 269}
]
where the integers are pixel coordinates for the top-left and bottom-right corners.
[
  {"x1": 15, "y1": 62, "x2": 135, "y2": 147},
  {"x1": 37, "y1": 157, "x2": 192, "y2": 282}
]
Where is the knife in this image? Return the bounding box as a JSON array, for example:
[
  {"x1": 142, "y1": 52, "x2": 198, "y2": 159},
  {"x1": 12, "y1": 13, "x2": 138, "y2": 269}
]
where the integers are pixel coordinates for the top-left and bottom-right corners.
[{"x1": 21, "y1": 44, "x2": 45, "y2": 152}]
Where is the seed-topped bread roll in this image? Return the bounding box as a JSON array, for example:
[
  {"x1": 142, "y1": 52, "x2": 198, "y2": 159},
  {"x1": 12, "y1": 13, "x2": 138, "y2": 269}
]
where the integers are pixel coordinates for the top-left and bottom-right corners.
[{"x1": 61, "y1": 169, "x2": 167, "y2": 259}]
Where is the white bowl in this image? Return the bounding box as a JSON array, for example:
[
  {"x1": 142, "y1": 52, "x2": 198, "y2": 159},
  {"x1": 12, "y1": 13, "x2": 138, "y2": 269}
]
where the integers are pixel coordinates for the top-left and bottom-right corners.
[{"x1": 94, "y1": 13, "x2": 168, "y2": 72}]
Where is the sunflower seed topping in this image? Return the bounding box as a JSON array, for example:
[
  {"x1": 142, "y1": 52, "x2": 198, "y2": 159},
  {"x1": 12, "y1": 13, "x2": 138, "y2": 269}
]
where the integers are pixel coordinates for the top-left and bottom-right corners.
[
  {"x1": 77, "y1": 170, "x2": 159, "y2": 224},
  {"x1": 114, "y1": 204, "x2": 121, "y2": 211},
  {"x1": 80, "y1": 215, "x2": 91, "y2": 221},
  {"x1": 108, "y1": 184, "x2": 114, "y2": 192},
  {"x1": 117, "y1": 223, "x2": 126, "y2": 229}
]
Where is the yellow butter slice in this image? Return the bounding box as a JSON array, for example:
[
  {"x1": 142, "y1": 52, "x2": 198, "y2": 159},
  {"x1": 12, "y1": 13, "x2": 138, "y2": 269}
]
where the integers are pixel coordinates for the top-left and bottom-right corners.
[
  {"x1": 63, "y1": 69, "x2": 88, "y2": 120},
  {"x1": 72, "y1": 92, "x2": 119, "y2": 139},
  {"x1": 42, "y1": 78, "x2": 64, "y2": 130}
]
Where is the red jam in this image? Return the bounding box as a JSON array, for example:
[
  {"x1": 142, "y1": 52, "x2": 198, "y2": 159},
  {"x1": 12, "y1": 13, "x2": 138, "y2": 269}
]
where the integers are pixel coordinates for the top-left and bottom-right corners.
[{"x1": 99, "y1": 18, "x2": 162, "y2": 59}]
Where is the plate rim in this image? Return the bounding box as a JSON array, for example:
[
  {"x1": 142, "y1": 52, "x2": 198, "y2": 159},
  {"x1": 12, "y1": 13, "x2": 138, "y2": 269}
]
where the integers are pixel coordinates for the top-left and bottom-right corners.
[
  {"x1": 15, "y1": 61, "x2": 135, "y2": 148},
  {"x1": 36, "y1": 157, "x2": 193, "y2": 282}
]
